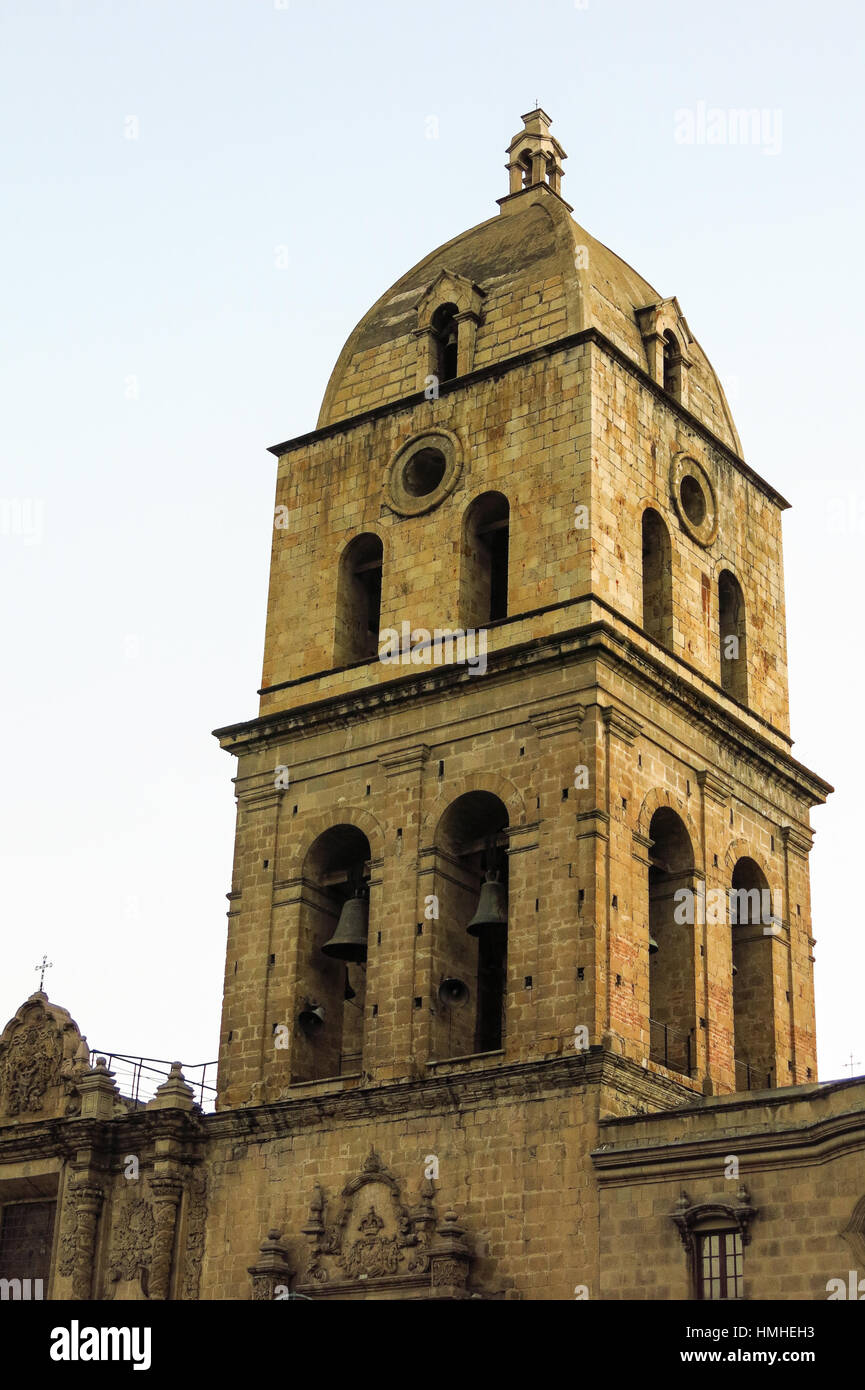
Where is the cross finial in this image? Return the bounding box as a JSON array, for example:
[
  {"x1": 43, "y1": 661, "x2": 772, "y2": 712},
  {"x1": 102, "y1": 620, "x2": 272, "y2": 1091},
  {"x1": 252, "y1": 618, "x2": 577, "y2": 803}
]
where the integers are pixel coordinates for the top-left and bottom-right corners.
[
  {"x1": 844, "y1": 1052, "x2": 861, "y2": 1077},
  {"x1": 35, "y1": 954, "x2": 53, "y2": 992}
]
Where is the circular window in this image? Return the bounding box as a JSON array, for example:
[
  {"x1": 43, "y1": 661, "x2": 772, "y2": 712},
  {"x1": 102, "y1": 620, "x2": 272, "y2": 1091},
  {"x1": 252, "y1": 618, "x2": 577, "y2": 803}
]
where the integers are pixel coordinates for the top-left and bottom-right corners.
[
  {"x1": 387, "y1": 430, "x2": 462, "y2": 517},
  {"x1": 670, "y1": 452, "x2": 718, "y2": 547},
  {"x1": 402, "y1": 448, "x2": 446, "y2": 497},
  {"x1": 680, "y1": 475, "x2": 706, "y2": 527}
]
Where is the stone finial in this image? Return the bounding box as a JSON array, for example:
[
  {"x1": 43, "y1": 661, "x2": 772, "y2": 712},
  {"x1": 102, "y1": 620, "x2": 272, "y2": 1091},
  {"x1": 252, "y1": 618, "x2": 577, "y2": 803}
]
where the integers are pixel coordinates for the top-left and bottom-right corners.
[
  {"x1": 147, "y1": 1061, "x2": 197, "y2": 1111},
  {"x1": 78, "y1": 1056, "x2": 121, "y2": 1119},
  {"x1": 248, "y1": 1229, "x2": 293, "y2": 1301},
  {"x1": 428, "y1": 1208, "x2": 471, "y2": 1298}
]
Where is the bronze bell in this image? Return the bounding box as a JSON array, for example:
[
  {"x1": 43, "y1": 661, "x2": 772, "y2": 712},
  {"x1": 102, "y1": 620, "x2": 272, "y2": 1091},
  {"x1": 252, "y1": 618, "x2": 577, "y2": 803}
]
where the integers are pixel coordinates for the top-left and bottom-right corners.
[
  {"x1": 298, "y1": 1003, "x2": 326, "y2": 1035},
  {"x1": 322, "y1": 892, "x2": 369, "y2": 962},
  {"x1": 466, "y1": 870, "x2": 508, "y2": 936},
  {"x1": 649, "y1": 933, "x2": 659, "y2": 955}
]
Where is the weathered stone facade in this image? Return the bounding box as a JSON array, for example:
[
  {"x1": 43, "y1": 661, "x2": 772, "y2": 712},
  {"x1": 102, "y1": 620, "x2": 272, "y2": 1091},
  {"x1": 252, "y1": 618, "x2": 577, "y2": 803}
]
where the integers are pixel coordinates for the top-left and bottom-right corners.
[{"x1": 1, "y1": 110, "x2": 861, "y2": 1303}]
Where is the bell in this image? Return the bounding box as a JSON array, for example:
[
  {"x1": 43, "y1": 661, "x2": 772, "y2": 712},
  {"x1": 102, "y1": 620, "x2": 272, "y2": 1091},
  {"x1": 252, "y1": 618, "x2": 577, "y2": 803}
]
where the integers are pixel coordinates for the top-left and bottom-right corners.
[
  {"x1": 466, "y1": 870, "x2": 508, "y2": 936},
  {"x1": 649, "y1": 933, "x2": 659, "y2": 955},
  {"x1": 438, "y1": 977, "x2": 469, "y2": 1007},
  {"x1": 321, "y1": 893, "x2": 369, "y2": 962},
  {"x1": 298, "y1": 1004, "x2": 326, "y2": 1035}
]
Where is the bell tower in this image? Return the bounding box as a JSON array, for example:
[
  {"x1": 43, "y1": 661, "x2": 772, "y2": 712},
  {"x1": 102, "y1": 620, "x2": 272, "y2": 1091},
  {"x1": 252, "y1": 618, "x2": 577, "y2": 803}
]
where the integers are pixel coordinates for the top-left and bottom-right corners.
[{"x1": 213, "y1": 110, "x2": 829, "y2": 1122}]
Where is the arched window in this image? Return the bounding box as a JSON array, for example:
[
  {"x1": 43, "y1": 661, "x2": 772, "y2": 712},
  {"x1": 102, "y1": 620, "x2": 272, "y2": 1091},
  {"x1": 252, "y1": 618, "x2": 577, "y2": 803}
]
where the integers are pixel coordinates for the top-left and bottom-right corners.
[
  {"x1": 730, "y1": 856, "x2": 776, "y2": 1090},
  {"x1": 461, "y1": 492, "x2": 509, "y2": 627},
  {"x1": 334, "y1": 533, "x2": 383, "y2": 665},
  {"x1": 718, "y1": 570, "x2": 748, "y2": 703},
  {"x1": 431, "y1": 302, "x2": 459, "y2": 382},
  {"x1": 663, "y1": 329, "x2": 683, "y2": 399},
  {"x1": 648, "y1": 807, "x2": 697, "y2": 1075},
  {"x1": 295, "y1": 825, "x2": 371, "y2": 1083},
  {"x1": 519, "y1": 152, "x2": 533, "y2": 188},
  {"x1": 431, "y1": 791, "x2": 509, "y2": 1059},
  {"x1": 641, "y1": 508, "x2": 673, "y2": 647}
]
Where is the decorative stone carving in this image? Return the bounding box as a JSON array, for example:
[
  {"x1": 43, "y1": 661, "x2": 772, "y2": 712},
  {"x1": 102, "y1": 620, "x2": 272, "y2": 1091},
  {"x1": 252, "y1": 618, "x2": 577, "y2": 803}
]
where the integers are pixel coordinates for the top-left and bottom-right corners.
[
  {"x1": 107, "y1": 1197, "x2": 155, "y2": 1294},
  {"x1": 671, "y1": 1185, "x2": 757, "y2": 1255},
  {"x1": 428, "y1": 1210, "x2": 470, "y2": 1296},
  {"x1": 0, "y1": 995, "x2": 89, "y2": 1123},
  {"x1": 0, "y1": 993, "x2": 87, "y2": 1121},
  {"x1": 342, "y1": 1205, "x2": 400, "y2": 1279},
  {"x1": 61, "y1": 1180, "x2": 105, "y2": 1300},
  {"x1": 181, "y1": 1168, "x2": 208, "y2": 1301},
  {"x1": 294, "y1": 1149, "x2": 473, "y2": 1299},
  {"x1": 148, "y1": 1177, "x2": 183, "y2": 1300}
]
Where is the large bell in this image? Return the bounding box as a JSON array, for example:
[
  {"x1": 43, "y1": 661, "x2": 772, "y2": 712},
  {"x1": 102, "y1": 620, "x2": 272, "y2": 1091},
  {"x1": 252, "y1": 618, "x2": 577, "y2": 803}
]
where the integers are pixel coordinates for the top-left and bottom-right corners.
[
  {"x1": 466, "y1": 870, "x2": 508, "y2": 937},
  {"x1": 649, "y1": 933, "x2": 659, "y2": 955},
  {"x1": 321, "y1": 893, "x2": 369, "y2": 962}
]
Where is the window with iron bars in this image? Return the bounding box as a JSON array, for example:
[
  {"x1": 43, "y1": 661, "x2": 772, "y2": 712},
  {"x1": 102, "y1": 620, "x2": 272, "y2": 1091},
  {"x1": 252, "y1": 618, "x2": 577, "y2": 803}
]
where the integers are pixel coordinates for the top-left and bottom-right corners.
[{"x1": 696, "y1": 1229, "x2": 743, "y2": 1300}]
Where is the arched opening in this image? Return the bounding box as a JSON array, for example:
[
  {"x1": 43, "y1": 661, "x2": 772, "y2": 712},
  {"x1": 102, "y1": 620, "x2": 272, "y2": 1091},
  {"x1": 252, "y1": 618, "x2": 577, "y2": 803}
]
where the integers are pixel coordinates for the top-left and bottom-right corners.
[
  {"x1": 518, "y1": 151, "x2": 533, "y2": 188},
  {"x1": 334, "y1": 532, "x2": 383, "y2": 665},
  {"x1": 460, "y1": 492, "x2": 509, "y2": 627},
  {"x1": 663, "y1": 329, "x2": 682, "y2": 399},
  {"x1": 730, "y1": 856, "x2": 776, "y2": 1089},
  {"x1": 648, "y1": 807, "x2": 697, "y2": 1075},
  {"x1": 641, "y1": 508, "x2": 673, "y2": 647},
  {"x1": 719, "y1": 570, "x2": 748, "y2": 703},
  {"x1": 431, "y1": 791, "x2": 509, "y2": 1059},
  {"x1": 431, "y1": 302, "x2": 459, "y2": 382},
  {"x1": 295, "y1": 825, "x2": 371, "y2": 1082}
]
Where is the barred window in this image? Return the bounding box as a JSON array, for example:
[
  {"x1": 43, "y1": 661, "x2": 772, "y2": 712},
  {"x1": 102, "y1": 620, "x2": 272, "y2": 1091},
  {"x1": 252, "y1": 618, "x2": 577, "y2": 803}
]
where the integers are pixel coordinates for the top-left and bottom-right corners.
[
  {"x1": 697, "y1": 1229, "x2": 743, "y2": 1300},
  {"x1": 0, "y1": 1201, "x2": 56, "y2": 1283}
]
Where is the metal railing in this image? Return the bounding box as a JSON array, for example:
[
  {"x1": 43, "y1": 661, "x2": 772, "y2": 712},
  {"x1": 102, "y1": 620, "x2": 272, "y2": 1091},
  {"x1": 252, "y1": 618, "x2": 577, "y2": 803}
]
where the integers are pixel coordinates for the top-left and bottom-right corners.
[
  {"x1": 88, "y1": 1051, "x2": 217, "y2": 1112},
  {"x1": 649, "y1": 1018, "x2": 694, "y2": 1077},
  {"x1": 734, "y1": 1058, "x2": 774, "y2": 1092}
]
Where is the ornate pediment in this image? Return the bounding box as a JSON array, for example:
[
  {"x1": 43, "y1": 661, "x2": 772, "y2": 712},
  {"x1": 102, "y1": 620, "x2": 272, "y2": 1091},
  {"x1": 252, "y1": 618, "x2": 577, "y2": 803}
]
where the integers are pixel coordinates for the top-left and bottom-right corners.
[
  {"x1": 287, "y1": 1148, "x2": 472, "y2": 1300},
  {"x1": 671, "y1": 1186, "x2": 757, "y2": 1255},
  {"x1": 0, "y1": 992, "x2": 89, "y2": 1123}
]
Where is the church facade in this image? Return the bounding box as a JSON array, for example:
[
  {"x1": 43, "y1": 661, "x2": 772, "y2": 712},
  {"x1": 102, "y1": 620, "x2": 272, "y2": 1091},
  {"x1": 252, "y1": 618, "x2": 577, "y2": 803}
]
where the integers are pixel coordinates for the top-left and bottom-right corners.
[{"x1": 2, "y1": 111, "x2": 863, "y2": 1302}]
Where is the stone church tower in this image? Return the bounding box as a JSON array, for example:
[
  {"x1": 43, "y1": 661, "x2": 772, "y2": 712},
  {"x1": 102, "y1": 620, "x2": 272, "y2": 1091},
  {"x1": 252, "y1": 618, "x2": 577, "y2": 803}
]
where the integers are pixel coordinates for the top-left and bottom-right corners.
[
  {"x1": 1, "y1": 112, "x2": 862, "y2": 1303},
  {"x1": 216, "y1": 107, "x2": 826, "y2": 1114}
]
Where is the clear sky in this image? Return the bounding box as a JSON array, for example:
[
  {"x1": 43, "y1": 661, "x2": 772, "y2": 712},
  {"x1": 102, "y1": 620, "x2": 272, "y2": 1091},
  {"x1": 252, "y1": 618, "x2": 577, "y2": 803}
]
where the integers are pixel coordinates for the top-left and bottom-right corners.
[{"x1": 1, "y1": 0, "x2": 863, "y2": 1085}]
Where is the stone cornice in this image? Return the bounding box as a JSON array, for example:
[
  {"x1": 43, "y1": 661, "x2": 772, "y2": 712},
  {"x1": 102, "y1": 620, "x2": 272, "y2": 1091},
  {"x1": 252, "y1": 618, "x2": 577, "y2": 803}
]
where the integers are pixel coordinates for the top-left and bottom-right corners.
[
  {"x1": 206, "y1": 1050, "x2": 692, "y2": 1141},
  {"x1": 0, "y1": 1110, "x2": 207, "y2": 1166},
  {"x1": 377, "y1": 744, "x2": 430, "y2": 777},
  {"x1": 696, "y1": 769, "x2": 732, "y2": 805},
  {"x1": 780, "y1": 823, "x2": 814, "y2": 858},
  {"x1": 601, "y1": 707, "x2": 643, "y2": 744},
  {"x1": 530, "y1": 699, "x2": 586, "y2": 738},
  {"x1": 266, "y1": 329, "x2": 788, "y2": 511},
  {"x1": 215, "y1": 613, "x2": 831, "y2": 811},
  {"x1": 593, "y1": 1077, "x2": 865, "y2": 1178}
]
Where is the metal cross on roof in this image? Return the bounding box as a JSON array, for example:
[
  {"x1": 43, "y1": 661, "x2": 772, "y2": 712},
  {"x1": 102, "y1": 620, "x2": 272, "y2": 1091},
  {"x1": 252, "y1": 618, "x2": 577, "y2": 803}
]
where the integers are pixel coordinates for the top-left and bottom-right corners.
[
  {"x1": 35, "y1": 954, "x2": 53, "y2": 991},
  {"x1": 844, "y1": 1053, "x2": 861, "y2": 1077}
]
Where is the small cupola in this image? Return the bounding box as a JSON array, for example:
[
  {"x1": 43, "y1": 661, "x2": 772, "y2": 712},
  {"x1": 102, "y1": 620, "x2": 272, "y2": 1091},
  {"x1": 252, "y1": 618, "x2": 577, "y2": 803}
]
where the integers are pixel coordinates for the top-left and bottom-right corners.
[{"x1": 503, "y1": 108, "x2": 568, "y2": 200}]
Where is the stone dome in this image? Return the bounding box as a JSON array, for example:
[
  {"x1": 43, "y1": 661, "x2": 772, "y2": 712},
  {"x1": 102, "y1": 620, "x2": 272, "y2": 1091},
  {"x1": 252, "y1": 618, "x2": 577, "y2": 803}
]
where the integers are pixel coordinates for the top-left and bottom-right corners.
[{"x1": 317, "y1": 110, "x2": 741, "y2": 456}]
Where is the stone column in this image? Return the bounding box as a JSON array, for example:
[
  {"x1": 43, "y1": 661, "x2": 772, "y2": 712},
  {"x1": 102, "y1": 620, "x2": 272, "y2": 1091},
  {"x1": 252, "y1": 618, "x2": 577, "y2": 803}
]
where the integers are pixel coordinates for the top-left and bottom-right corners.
[
  {"x1": 371, "y1": 744, "x2": 429, "y2": 1081},
  {"x1": 148, "y1": 1177, "x2": 182, "y2": 1300},
  {"x1": 69, "y1": 1181, "x2": 105, "y2": 1300},
  {"x1": 697, "y1": 770, "x2": 733, "y2": 1091}
]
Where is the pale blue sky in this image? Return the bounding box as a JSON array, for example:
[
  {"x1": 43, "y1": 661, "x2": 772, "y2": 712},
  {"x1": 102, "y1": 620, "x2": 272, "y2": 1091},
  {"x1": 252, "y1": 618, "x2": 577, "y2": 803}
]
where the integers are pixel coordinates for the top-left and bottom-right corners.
[{"x1": 1, "y1": 0, "x2": 863, "y2": 1084}]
